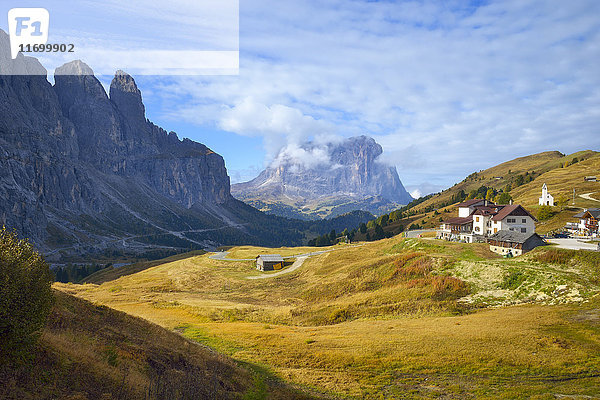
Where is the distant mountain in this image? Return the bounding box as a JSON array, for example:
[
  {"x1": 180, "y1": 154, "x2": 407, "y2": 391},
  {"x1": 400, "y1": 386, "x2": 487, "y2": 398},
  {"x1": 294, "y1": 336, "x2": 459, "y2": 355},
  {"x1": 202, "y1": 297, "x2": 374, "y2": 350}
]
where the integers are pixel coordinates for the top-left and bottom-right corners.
[{"x1": 232, "y1": 136, "x2": 413, "y2": 219}]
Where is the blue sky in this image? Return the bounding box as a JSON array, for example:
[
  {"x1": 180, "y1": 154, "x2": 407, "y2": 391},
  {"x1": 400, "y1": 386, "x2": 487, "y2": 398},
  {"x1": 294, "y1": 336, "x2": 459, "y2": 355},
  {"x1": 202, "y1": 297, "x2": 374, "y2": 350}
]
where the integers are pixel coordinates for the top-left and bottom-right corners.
[{"x1": 3, "y1": 0, "x2": 600, "y2": 197}]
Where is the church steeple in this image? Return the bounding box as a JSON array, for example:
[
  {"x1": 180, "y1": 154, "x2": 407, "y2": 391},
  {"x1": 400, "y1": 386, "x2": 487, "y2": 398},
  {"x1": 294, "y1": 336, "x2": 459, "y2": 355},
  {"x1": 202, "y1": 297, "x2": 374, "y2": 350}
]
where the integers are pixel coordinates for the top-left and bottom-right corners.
[{"x1": 539, "y1": 183, "x2": 554, "y2": 206}]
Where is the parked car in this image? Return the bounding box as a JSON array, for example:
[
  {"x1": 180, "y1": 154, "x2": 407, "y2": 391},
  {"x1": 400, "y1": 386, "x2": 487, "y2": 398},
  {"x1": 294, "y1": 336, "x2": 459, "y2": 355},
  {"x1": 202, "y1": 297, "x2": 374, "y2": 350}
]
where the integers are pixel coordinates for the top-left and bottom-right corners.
[{"x1": 553, "y1": 233, "x2": 570, "y2": 238}]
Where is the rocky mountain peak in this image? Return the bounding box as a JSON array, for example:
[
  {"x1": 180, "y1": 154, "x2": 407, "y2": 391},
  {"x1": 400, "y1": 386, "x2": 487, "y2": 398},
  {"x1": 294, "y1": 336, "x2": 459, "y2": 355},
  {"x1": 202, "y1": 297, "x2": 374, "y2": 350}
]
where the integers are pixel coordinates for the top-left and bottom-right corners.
[
  {"x1": 232, "y1": 135, "x2": 413, "y2": 218},
  {"x1": 109, "y1": 70, "x2": 145, "y2": 124},
  {"x1": 54, "y1": 61, "x2": 108, "y2": 105},
  {"x1": 0, "y1": 29, "x2": 47, "y2": 75},
  {"x1": 55, "y1": 60, "x2": 94, "y2": 76}
]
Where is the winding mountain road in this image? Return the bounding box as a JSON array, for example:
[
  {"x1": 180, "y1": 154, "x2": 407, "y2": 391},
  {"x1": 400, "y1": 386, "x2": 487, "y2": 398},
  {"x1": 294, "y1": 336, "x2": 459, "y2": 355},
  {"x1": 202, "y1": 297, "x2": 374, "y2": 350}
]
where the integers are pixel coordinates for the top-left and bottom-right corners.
[
  {"x1": 580, "y1": 192, "x2": 600, "y2": 203},
  {"x1": 209, "y1": 245, "x2": 364, "y2": 280}
]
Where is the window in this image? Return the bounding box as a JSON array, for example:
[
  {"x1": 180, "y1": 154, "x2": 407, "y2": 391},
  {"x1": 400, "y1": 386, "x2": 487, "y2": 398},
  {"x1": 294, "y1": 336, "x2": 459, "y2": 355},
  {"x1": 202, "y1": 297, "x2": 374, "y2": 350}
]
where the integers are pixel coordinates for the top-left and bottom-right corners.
[
  {"x1": 507, "y1": 218, "x2": 516, "y2": 223},
  {"x1": 475, "y1": 227, "x2": 480, "y2": 232},
  {"x1": 521, "y1": 228, "x2": 527, "y2": 233},
  {"x1": 522, "y1": 218, "x2": 526, "y2": 223},
  {"x1": 476, "y1": 217, "x2": 480, "y2": 222}
]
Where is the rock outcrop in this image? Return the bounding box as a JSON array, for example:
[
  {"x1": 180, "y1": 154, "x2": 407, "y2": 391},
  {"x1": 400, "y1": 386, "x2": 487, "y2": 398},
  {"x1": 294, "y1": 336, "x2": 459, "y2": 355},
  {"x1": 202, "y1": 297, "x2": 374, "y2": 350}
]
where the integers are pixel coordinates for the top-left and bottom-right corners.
[
  {"x1": 232, "y1": 136, "x2": 413, "y2": 219},
  {"x1": 0, "y1": 32, "x2": 254, "y2": 259}
]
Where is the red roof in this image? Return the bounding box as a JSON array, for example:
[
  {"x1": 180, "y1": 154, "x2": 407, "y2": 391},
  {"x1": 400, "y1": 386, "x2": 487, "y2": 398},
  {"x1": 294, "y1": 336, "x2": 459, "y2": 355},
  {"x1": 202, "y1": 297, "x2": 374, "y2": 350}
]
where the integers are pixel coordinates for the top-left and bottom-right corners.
[
  {"x1": 444, "y1": 216, "x2": 473, "y2": 225},
  {"x1": 473, "y1": 205, "x2": 505, "y2": 216},
  {"x1": 491, "y1": 204, "x2": 537, "y2": 222}
]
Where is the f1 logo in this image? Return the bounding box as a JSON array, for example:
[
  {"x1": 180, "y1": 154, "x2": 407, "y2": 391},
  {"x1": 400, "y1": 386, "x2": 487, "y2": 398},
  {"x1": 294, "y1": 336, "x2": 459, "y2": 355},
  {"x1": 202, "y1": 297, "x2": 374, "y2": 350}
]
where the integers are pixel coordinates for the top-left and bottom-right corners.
[{"x1": 7, "y1": 8, "x2": 49, "y2": 59}]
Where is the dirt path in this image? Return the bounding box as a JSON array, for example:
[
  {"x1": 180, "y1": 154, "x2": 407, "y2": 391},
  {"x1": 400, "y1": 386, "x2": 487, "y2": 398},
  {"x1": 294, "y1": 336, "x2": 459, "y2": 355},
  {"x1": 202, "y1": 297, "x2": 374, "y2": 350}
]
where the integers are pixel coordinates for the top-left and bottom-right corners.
[{"x1": 580, "y1": 192, "x2": 600, "y2": 203}]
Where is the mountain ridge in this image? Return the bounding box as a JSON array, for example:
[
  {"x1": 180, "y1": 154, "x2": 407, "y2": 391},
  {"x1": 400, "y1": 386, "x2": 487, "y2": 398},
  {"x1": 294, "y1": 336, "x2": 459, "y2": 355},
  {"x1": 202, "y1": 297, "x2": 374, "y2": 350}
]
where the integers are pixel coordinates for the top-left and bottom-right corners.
[{"x1": 0, "y1": 30, "x2": 290, "y2": 259}]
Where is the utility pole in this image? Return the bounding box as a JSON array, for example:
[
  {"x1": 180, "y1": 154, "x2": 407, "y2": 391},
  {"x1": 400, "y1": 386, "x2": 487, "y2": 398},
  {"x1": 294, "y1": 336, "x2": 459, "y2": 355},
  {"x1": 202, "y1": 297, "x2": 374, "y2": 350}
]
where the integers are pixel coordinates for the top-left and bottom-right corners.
[{"x1": 573, "y1": 188, "x2": 576, "y2": 205}]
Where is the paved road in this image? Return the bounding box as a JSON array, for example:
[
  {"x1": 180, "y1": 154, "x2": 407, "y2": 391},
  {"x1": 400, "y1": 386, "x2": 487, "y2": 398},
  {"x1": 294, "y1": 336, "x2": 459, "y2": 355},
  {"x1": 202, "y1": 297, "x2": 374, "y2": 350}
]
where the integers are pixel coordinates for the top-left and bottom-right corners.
[
  {"x1": 404, "y1": 229, "x2": 437, "y2": 238},
  {"x1": 209, "y1": 248, "x2": 351, "y2": 262},
  {"x1": 547, "y1": 238, "x2": 600, "y2": 251},
  {"x1": 580, "y1": 192, "x2": 600, "y2": 203},
  {"x1": 208, "y1": 251, "x2": 254, "y2": 261},
  {"x1": 209, "y1": 245, "x2": 364, "y2": 279}
]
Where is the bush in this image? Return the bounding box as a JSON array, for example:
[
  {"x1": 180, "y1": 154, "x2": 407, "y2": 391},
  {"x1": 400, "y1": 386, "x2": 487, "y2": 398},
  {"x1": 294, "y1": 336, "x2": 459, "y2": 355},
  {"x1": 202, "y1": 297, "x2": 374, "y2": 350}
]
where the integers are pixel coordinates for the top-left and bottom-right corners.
[
  {"x1": 397, "y1": 257, "x2": 433, "y2": 278},
  {"x1": 532, "y1": 248, "x2": 600, "y2": 281},
  {"x1": 431, "y1": 276, "x2": 470, "y2": 300},
  {"x1": 0, "y1": 227, "x2": 53, "y2": 362},
  {"x1": 537, "y1": 205, "x2": 557, "y2": 221},
  {"x1": 328, "y1": 308, "x2": 352, "y2": 324},
  {"x1": 501, "y1": 270, "x2": 527, "y2": 290}
]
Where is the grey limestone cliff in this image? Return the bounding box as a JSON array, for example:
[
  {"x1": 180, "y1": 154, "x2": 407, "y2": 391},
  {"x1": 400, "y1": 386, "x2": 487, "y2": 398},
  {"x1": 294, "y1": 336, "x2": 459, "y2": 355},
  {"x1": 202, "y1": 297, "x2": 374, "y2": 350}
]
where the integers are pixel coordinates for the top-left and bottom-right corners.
[
  {"x1": 0, "y1": 31, "x2": 243, "y2": 258},
  {"x1": 232, "y1": 136, "x2": 413, "y2": 219}
]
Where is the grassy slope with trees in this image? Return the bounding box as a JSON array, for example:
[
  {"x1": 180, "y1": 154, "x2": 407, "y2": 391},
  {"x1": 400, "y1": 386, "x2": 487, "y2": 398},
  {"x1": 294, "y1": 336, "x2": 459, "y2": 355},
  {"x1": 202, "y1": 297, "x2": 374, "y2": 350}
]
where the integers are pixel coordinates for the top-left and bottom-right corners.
[{"x1": 337, "y1": 150, "x2": 600, "y2": 242}]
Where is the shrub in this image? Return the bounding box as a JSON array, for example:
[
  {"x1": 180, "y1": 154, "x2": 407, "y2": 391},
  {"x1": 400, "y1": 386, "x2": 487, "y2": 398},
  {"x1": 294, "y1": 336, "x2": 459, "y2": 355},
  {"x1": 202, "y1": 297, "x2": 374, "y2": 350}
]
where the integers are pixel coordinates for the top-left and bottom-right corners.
[
  {"x1": 532, "y1": 248, "x2": 600, "y2": 282},
  {"x1": 328, "y1": 308, "x2": 352, "y2": 324},
  {"x1": 537, "y1": 205, "x2": 557, "y2": 221},
  {"x1": 392, "y1": 252, "x2": 422, "y2": 268},
  {"x1": 501, "y1": 270, "x2": 527, "y2": 290},
  {"x1": 431, "y1": 276, "x2": 470, "y2": 300},
  {"x1": 0, "y1": 227, "x2": 53, "y2": 362},
  {"x1": 398, "y1": 258, "x2": 433, "y2": 278},
  {"x1": 533, "y1": 248, "x2": 574, "y2": 264}
]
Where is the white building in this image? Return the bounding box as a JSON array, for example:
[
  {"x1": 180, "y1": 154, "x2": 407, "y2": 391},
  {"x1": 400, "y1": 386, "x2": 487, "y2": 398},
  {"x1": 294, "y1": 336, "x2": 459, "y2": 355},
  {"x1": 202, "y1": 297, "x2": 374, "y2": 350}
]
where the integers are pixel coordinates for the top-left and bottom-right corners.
[
  {"x1": 457, "y1": 199, "x2": 487, "y2": 217},
  {"x1": 439, "y1": 200, "x2": 537, "y2": 242},
  {"x1": 489, "y1": 204, "x2": 537, "y2": 235},
  {"x1": 538, "y1": 183, "x2": 554, "y2": 206}
]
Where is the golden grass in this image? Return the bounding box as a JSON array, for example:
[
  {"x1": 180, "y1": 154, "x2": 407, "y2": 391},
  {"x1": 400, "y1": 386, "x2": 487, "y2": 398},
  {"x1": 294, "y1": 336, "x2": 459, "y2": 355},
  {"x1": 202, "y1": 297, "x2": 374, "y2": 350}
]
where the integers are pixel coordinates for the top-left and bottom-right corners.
[
  {"x1": 1, "y1": 290, "x2": 317, "y2": 400},
  {"x1": 511, "y1": 155, "x2": 600, "y2": 208},
  {"x1": 224, "y1": 244, "x2": 342, "y2": 259},
  {"x1": 58, "y1": 236, "x2": 600, "y2": 399}
]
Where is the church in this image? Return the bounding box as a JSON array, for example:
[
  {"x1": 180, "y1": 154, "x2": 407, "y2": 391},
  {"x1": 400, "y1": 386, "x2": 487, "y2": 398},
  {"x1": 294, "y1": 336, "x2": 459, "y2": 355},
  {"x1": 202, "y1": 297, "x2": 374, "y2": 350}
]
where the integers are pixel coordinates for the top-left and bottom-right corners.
[{"x1": 538, "y1": 183, "x2": 554, "y2": 206}]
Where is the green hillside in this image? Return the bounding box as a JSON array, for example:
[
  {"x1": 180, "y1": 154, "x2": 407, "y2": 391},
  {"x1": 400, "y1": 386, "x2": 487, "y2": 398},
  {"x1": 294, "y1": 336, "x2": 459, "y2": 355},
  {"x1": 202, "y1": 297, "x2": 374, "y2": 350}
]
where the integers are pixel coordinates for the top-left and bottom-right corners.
[{"x1": 411, "y1": 150, "x2": 597, "y2": 214}]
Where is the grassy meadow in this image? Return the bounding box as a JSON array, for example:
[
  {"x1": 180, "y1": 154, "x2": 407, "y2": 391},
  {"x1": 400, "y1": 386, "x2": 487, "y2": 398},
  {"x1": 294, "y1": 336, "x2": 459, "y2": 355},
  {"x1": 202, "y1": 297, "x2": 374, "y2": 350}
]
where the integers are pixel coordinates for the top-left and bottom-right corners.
[
  {"x1": 57, "y1": 236, "x2": 600, "y2": 399},
  {"x1": 222, "y1": 244, "x2": 341, "y2": 259},
  {"x1": 410, "y1": 150, "x2": 598, "y2": 215}
]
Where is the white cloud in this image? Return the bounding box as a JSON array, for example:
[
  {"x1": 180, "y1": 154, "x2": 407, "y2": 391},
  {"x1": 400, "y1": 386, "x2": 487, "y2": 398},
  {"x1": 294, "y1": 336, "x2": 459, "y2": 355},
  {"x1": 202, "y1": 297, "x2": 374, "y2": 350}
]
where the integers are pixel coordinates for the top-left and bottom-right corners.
[
  {"x1": 270, "y1": 143, "x2": 331, "y2": 171},
  {"x1": 140, "y1": 0, "x2": 600, "y2": 189},
  {"x1": 219, "y1": 97, "x2": 333, "y2": 160},
  {"x1": 410, "y1": 189, "x2": 422, "y2": 199}
]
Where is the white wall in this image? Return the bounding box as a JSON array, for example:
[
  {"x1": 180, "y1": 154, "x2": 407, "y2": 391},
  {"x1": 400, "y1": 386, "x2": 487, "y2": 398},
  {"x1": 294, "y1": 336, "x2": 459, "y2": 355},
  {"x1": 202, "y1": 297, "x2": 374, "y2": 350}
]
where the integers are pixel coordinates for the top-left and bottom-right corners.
[
  {"x1": 500, "y1": 216, "x2": 536, "y2": 234},
  {"x1": 473, "y1": 215, "x2": 489, "y2": 235}
]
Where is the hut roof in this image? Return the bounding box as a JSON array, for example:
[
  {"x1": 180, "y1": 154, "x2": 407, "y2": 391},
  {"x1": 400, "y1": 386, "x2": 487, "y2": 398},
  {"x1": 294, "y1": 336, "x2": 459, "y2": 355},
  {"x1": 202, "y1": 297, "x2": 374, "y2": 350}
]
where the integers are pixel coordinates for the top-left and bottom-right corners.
[{"x1": 256, "y1": 254, "x2": 284, "y2": 262}]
